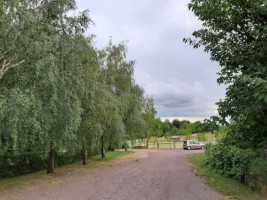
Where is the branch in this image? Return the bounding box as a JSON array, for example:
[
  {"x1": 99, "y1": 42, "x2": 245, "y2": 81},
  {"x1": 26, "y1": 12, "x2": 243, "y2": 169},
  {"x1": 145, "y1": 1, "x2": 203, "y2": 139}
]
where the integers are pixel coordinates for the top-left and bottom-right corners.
[{"x1": 0, "y1": 55, "x2": 25, "y2": 79}]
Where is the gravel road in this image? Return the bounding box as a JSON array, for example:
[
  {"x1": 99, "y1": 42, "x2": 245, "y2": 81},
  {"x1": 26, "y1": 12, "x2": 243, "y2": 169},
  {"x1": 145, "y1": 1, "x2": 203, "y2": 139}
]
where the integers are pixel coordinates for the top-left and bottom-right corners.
[{"x1": 0, "y1": 150, "x2": 226, "y2": 200}]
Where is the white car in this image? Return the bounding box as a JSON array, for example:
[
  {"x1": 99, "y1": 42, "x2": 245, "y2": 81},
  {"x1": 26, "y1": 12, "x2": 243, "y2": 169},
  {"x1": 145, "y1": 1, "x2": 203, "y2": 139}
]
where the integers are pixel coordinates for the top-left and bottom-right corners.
[{"x1": 183, "y1": 140, "x2": 204, "y2": 150}]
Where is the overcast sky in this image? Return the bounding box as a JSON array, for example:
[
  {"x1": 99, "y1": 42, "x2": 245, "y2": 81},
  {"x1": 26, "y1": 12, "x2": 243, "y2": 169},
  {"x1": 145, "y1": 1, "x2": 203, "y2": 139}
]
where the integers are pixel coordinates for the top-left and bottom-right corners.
[{"x1": 75, "y1": 0, "x2": 226, "y2": 121}]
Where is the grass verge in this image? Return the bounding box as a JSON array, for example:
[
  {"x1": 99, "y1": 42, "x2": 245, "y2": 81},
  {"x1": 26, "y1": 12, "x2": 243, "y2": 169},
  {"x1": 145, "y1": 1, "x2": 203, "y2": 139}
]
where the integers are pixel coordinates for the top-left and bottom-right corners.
[
  {"x1": 0, "y1": 151, "x2": 133, "y2": 190},
  {"x1": 187, "y1": 153, "x2": 264, "y2": 200},
  {"x1": 90, "y1": 151, "x2": 132, "y2": 161}
]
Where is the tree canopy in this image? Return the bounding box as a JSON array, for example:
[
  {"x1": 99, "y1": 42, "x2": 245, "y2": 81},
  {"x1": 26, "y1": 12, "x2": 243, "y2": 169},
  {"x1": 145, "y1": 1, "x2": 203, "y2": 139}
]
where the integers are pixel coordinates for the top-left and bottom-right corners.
[
  {"x1": 184, "y1": 0, "x2": 267, "y2": 148},
  {"x1": 0, "y1": 0, "x2": 156, "y2": 175}
]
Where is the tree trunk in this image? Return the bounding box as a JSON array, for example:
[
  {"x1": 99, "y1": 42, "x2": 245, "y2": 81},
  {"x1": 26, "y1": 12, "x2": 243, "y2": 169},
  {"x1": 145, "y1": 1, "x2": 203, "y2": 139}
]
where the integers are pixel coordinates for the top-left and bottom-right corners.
[
  {"x1": 124, "y1": 139, "x2": 127, "y2": 151},
  {"x1": 146, "y1": 130, "x2": 149, "y2": 149},
  {"x1": 101, "y1": 136, "x2": 105, "y2": 158},
  {"x1": 82, "y1": 135, "x2": 87, "y2": 165},
  {"x1": 83, "y1": 148, "x2": 87, "y2": 165},
  {"x1": 47, "y1": 148, "x2": 55, "y2": 174}
]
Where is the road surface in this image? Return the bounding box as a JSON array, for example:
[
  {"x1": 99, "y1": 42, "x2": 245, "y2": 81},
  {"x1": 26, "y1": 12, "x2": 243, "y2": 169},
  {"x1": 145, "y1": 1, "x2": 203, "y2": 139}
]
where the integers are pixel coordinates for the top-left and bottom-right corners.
[{"x1": 0, "y1": 150, "x2": 227, "y2": 200}]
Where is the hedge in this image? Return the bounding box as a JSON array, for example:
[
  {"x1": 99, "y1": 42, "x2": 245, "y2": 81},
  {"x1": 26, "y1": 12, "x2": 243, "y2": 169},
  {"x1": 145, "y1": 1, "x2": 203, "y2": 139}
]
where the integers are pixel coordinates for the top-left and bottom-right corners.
[
  {"x1": 205, "y1": 144, "x2": 256, "y2": 182},
  {"x1": 0, "y1": 152, "x2": 47, "y2": 178},
  {"x1": 0, "y1": 151, "x2": 82, "y2": 178}
]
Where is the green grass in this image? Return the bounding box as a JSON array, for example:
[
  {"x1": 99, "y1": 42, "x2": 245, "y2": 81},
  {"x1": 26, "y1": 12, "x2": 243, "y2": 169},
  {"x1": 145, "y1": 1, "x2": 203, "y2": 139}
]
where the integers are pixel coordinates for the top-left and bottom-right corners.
[
  {"x1": 187, "y1": 153, "x2": 264, "y2": 200},
  {"x1": 0, "y1": 151, "x2": 132, "y2": 190},
  {"x1": 90, "y1": 151, "x2": 133, "y2": 161},
  {"x1": 0, "y1": 170, "x2": 46, "y2": 189}
]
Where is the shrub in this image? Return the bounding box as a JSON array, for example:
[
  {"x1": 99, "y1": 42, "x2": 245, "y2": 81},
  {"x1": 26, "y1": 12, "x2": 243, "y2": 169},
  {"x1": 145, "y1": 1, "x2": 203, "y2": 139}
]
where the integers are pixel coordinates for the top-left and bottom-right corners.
[
  {"x1": 205, "y1": 144, "x2": 256, "y2": 182},
  {"x1": 0, "y1": 152, "x2": 47, "y2": 178},
  {"x1": 247, "y1": 158, "x2": 267, "y2": 195},
  {"x1": 54, "y1": 151, "x2": 82, "y2": 167},
  {"x1": 0, "y1": 150, "x2": 83, "y2": 178}
]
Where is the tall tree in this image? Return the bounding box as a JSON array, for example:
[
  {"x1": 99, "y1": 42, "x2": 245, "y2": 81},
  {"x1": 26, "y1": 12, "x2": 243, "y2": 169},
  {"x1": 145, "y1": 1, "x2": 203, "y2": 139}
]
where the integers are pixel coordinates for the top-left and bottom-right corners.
[
  {"x1": 142, "y1": 96, "x2": 156, "y2": 149},
  {"x1": 97, "y1": 40, "x2": 131, "y2": 157},
  {"x1": 172, "y1": 119, "x2": 181, "y2": 129},
  {"x1": 73, "y1": 37, "x2": 98, "y2": 165},
  {"x1": 123, "y1": 85, "x2": 146, "y2": 151},
  {"x1": 184, "y1": 0, "x2": 267, "y2": 148},
  {"x1": 1, "y1": 0, "x2": 93, "y2": 173}
]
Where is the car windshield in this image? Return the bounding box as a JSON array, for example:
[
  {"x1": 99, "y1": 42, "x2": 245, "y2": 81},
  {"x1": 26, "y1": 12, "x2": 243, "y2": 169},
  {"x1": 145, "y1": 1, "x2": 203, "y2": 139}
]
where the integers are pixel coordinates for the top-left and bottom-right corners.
[{"x1": 183, "y1": 141, "x2": 187, "y2": 144}]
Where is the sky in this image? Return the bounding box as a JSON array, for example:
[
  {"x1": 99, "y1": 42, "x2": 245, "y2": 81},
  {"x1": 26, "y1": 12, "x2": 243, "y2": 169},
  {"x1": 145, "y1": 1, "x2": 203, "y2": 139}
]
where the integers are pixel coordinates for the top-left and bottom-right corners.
[{"x1": 75, "y1": 0, "x2": 226, "y2": 122}]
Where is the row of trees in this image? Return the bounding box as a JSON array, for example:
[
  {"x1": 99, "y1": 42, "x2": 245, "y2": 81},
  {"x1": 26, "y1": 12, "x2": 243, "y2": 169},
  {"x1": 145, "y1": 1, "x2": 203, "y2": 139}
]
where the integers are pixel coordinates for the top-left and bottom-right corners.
[
  {"x1": 0, "y1": 0, "x2": 156, "y2": 174},
  {"x1": 151, "y1": 118, "x2": 220, "y2": 138}
]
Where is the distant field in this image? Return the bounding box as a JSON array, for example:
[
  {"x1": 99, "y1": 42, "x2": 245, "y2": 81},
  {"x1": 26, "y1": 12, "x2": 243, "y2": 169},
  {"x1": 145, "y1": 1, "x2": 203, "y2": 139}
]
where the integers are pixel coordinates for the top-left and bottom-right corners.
[{"x1": 130, "y1": 133, "x2": 219, "y2": 149}]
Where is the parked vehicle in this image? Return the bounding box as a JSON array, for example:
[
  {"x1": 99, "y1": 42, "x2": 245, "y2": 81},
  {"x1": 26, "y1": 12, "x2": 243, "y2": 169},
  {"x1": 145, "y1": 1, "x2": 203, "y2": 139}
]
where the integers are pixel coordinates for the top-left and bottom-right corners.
[{"x1": 183, "y1": 140, "x2": 204, "y2": 150}]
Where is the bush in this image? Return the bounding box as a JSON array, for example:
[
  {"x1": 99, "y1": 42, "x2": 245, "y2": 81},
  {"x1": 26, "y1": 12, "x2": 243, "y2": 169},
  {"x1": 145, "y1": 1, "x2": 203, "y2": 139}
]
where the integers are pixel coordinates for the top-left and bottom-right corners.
[
  {"x1": 121, "y1": 143, "x2": 129, "y2": 149},
  {"x1": 54, "y1": 151, "x2": 82, "y2": 167},
  {"x1": 247, "y1": 158, "x2": 267, "y2": 195},
  {"x1": 0, "y1": 152, "x2": 47, "y2": 178},
  {"x1": 0, "y1": 150, "x2": 83, "y2": 178},
  {"x1": 205, "y1": 144, "x2": 256, "y2": 182}
]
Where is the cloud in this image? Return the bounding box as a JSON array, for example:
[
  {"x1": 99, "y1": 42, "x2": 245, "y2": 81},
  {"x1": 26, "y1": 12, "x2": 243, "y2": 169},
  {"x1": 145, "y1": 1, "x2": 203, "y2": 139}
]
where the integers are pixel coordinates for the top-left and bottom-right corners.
[
  {"x1": 76, "y1": 0, "x2": 226, "y2": 118},
  {"x1": 135, "y1": 71, "x2": 218, "y2": 118}
]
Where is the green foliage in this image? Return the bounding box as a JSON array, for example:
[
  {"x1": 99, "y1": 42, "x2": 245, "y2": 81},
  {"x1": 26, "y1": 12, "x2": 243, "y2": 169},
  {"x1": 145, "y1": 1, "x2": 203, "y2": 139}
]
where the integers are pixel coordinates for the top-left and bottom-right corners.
[
  {"x1": 0, "y1": 151, "x2": 81, "y2": 178},
  {"x1": 205, "y1": 144, "x2": 256, "y2": 182},
  {"x1": 162, "y1": 122, "x2": 171, "y2": 134},
  {"x1": 90, "y1": 151, "x2": 133, "y2": 161},
  {"x1": 0, "y1": 151, "x2": 131, "y2": 188},
  {"x1": 180, "y1": 123, "x2": 193, "y2": 139},
  {"x1": 247, "y1": 158, "x2": 267, "y2": 193},
  {"x1": 185, "y1": 0, "x2": 267, "y2": 148},
  {"x1": 172, "y1": 119, "x2": 181, "y2": 129},
  {"x1": 164, "y1": 119, "x2": 173, "y2": 128},
  {"x1": 197, "y1": 133, "x2": 207, "y2": 142},
  {"x1": 0, "y1": 0, "x2": 152, "y2": 176},
  {"x1": 188, "y1": 153, "x2": 263, "y2": 199},
  {"x1": 142, "y1": 96, "x2": 156, "y2": 135},
  {"x1": 0, "y1": 153, "x2": 47, "y2": 178},
  {"x1": 152, "y1": 119, "x2": 216, "y2": 137},
  {"x1": 54, "y1": 151, "x2": 82, "y2": 167}
]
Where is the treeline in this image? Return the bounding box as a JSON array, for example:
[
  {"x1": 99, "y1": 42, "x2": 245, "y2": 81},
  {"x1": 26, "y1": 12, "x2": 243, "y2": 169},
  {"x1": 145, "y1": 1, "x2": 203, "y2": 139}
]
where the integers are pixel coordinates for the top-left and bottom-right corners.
[
  {"x1": 152, "y1": 119, "x2": 221, "y2": 138},
  {"x1": 0, "y1": 0, "x2": 155, "y2": 176}
]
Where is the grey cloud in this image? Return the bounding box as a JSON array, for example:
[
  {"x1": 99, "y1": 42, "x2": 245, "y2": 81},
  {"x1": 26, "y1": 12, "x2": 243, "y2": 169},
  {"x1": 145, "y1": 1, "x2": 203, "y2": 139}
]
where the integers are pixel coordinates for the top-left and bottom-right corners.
[
  {"x1": 155, "y1": 95, "x2": 194, "y2": 108},
  {"x1": 76, "y1": 0, "x2": 226, "y2": 118}
]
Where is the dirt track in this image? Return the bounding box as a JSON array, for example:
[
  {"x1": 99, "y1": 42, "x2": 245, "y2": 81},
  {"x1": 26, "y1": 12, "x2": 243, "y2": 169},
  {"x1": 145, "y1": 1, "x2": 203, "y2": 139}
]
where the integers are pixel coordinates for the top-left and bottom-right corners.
[{"x1": 0, "y1": 150, "x2": 226, "y2": 200}]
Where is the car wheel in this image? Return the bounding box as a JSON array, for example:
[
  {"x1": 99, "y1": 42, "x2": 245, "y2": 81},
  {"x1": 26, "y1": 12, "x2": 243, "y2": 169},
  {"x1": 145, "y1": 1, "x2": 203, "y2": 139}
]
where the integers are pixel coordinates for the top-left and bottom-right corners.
[
  {"x1": 201, "y1": 145, "x2": 204, "y2": 149},
  {"x1": 187, "y1": 146, "x2": 191, "y2": 150}
]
